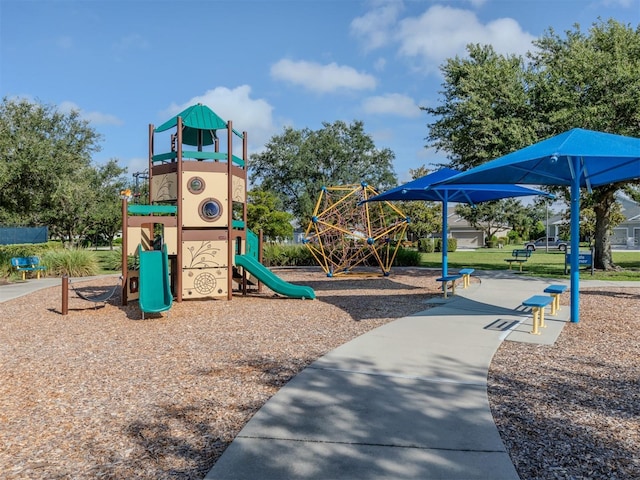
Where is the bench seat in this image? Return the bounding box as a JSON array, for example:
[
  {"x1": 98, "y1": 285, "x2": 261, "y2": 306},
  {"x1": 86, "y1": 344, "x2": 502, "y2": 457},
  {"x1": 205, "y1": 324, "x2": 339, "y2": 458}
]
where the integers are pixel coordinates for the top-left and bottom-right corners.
[
  {"x1": 11, "y1": 256, "x2": 47, "y2": 280},
  {"x1": 505, "y1": 249, "x2": 532, "y2": 272},
  {"x1": 458, "y1": 268, "x2": 474, "y2": 288},
  {"x1": 435, "y1": 274, "x2": 463, "y2": 298},
  {"x1": 544, "y1": 284, "x2": 568, "y2": 315},
  {"x1": 522, "y1": 295, "x2": 553, "y2": 335}
]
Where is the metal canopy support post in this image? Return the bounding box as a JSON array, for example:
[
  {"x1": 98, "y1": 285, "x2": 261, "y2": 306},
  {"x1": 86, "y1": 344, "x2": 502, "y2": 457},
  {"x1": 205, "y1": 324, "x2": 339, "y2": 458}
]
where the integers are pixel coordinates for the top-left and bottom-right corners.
[
  {"x1": 569, "y1": 156, "x2": 581, "y2": 323},
  {"x1": 441, "y1": 191, "x2": 449, "y2": 279}
]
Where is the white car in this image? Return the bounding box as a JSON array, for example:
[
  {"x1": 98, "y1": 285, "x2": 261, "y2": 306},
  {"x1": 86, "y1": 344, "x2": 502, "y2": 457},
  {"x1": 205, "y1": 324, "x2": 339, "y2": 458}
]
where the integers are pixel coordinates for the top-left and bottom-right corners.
[{"x1": 525, "y1": 237, "x2": 568, "y2": 252}]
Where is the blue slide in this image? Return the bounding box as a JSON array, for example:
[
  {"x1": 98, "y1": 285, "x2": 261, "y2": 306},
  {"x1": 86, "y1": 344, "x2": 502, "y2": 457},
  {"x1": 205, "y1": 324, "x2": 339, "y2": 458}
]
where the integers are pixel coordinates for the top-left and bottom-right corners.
[
  {"x1": 138, "y1": 244, "x2": 173, "y2": 318},
  {"x1": 235, "y1": 254, "x2": 316, "y2": 300}
]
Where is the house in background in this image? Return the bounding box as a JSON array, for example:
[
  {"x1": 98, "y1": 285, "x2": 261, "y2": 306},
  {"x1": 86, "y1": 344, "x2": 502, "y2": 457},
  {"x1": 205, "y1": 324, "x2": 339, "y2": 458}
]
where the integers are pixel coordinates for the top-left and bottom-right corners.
[
  {"x1": 613, "y1": 195, "x2": 640, "y2": 247},
  {"x1": 446, "y1": 194, "x2": 640, "y2": 249},
  {"x1": 545, "y1": 194, "x2": 640, "y2": 248},
  {"x1": 444, "y1": 205, "x2": 510, "y2": 248}
]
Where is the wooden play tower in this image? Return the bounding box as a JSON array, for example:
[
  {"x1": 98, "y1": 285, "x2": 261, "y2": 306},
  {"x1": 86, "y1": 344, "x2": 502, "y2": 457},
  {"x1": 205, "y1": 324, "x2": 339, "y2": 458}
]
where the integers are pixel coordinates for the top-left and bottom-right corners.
[{"x1": 121, "y1": 104, "x2": 248, "y2": 304}]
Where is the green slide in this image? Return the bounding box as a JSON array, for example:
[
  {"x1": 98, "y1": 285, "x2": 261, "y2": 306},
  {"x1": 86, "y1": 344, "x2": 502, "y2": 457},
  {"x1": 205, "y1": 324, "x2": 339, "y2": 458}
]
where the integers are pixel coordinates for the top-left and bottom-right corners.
[
  {"x1": 235, "y1": 254, "x2": 316, "y2": 300},
  {"x1": 138, "y1": 244, "x2": 173, "y2": 317}
]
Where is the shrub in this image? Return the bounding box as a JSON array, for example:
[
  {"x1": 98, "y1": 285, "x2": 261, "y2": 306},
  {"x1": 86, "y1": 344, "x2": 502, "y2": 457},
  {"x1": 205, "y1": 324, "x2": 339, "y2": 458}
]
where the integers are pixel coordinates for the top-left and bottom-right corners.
[
  {"x1": 434, "y1": 238, "x2": 457, "y2": 252},
  {"x1": 486, "y1": 235, "x2": 498, "y2": 248},
  {"x1": 41, "y1": 249, "x2": 100, "y2": 277},
  {"x1": 418, "y1": 238, "x2": 435, "y2": 253},
  {"x1": 393, "y1": 247, "x2": 421, "y2": 266},
  {"x1": 263, "y1": 243, "x2": 315, "y2": 267},
  {"x1": 100, "y1": 249, "x2": 123, "y2": 271},
  {"x1": 507, "y1": 231, "x2": 521, "y2": 245}
]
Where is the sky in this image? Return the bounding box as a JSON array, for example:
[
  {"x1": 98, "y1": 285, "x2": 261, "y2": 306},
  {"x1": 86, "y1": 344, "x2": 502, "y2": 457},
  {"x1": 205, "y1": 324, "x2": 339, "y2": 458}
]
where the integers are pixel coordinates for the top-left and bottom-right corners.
[{"x1": 2, "y1": 0, "x2": 639, "y2": 185}]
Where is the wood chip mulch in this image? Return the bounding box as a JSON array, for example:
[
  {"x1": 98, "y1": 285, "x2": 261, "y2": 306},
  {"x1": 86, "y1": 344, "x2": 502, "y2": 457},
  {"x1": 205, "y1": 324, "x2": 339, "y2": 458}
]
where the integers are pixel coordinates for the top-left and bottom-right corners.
[
  {"x1": 488, "y1": 287, "x2": 640, "y2": 480},
  {"x1": 0, "y1": 267, "x2": 439, "y2": 479},
  {"x1": 1, "y1": 268, "x2": 638, "y2": 479}
]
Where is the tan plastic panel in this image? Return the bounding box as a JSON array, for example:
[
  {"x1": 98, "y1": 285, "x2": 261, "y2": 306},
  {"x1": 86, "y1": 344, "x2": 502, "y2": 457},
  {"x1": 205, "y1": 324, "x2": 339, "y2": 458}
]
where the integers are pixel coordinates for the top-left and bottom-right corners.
[
  {"x1": 151, "y1": 172, "x2": 178, "y2": 202},
  {"x1": 231, "y1": 175, "x2": 245, "y2": 202},
  {"x1": 182, "y1": 172, "x2": 228, "y2": 228},
  {"x1": 182, "y1": 239, "x2": 229, "y2": 269},
  {"x1": 126, "y1": 227, "x2": 142, "y2": 257},
  {"x1": 182, "y1": 267, "x2": 228, "y2": 299},
  {"x1": 163, "y1": 226, "x2": 178, "y2": 255}
]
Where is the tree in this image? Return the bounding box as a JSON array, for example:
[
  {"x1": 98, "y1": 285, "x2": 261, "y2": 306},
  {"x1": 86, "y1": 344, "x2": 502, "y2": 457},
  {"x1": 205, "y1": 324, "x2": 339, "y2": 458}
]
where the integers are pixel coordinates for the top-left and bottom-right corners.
[
  {"x1": 528, "y1": 20, "x2": 640, "y2": 269},
  {"x1": 455, "y1": 199, "x2": 512, "y2": 245},
  {"x1": 424, "y1": 19, "x2": 640, "y2": 269},
  {"x1": 87, "y1": 160, "x2": 128, "y2": 248},
  {"x1": 424, "y1": 44, "x2": 540, "y2": 170},
  {"x1": 247, "y1": 189, "x2": 294, "y2": 241},
  {"x1": 558, "y1": 193, "x2": 625, "y2": 246},
  {"x1": 250, "y1": 120, "x2": 397, "y2": 226},
  {"x1": 505, "y1": 200, "x2": 547, "y2": 242},
  {"x1": 0, "y1": 97, "x2": 103, "y2": 230},
  {"x1": 399, "y1": 165, "x2": 441, "y2": 240},
  {"x1": 48, "y1": 167, "x2": 97, "y2": 246}
]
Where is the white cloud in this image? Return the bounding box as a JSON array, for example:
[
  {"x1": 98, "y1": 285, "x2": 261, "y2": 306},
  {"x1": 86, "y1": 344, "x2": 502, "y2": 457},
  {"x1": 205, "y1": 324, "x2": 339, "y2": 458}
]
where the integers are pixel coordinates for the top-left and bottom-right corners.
[
  {"x1": 352, "y1": 3, "x2": 535, "y2": 74},
  {"x1": 162, "y1": 85, "x2": 277, "y2": 153},
  {"x1": 270, "y1": 59, "x2": 377, "y2": 93},
  {"x1": 58, "y1": 101, "x2": 123, "y2": 126},
  {"x1": 373, "y1": 57, "x2": 387, "y2": 71},
  {"x1": 350, "y1": 0, "x2": 404, "y2": 51},
  {"x1": 397, "y1": 5, "x2": 535, "y2": 69},
  {"x1": 362, "y1": 93, "x2": 421, "y2": 118},
  {"x1": 396, "y1": 6, "x2": 536, "y2": 71}
]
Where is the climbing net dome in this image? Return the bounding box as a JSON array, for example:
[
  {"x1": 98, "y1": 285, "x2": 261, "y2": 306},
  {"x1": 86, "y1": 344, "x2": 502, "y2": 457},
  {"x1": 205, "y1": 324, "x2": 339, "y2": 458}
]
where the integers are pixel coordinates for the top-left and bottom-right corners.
[{"x1": 303, "y1": 183, "x2": 409, "y2": 277}]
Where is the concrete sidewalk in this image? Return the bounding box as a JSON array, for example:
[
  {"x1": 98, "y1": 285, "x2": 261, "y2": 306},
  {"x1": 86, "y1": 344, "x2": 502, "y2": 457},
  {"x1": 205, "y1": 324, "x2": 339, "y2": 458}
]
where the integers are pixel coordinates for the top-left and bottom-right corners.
[
  {"x1": 0, "y1": 275, "x2": 120, "y2": 303},
  {"x1": 0, "y1": 277, "x2": 61, "y2": 302},
  {"x1": 205, "y1": 271, "x2": 577, "y2": 479}
]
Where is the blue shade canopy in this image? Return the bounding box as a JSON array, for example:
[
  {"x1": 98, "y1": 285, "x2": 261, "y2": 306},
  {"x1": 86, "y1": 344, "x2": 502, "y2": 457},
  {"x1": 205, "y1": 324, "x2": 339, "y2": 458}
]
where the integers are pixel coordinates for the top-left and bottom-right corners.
[
  {"x1": 436, "y1": 128, "x2": 640, "y2": 325},
  {"x1": 366, "y1": 168, "x2": 554, "y2": 204},
  {"x1": 439, "y1": 128, "x2": 640, "y2": 188},
  {"x1": 365, "y1": 168, "x2": 554, "y2": 281}
]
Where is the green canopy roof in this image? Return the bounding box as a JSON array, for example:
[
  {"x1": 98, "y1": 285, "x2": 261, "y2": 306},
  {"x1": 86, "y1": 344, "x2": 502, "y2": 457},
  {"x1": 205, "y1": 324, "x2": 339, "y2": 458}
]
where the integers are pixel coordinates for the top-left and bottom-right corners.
[{"x1": 155, "y1": 104, "x2": 228, "y2": 146}]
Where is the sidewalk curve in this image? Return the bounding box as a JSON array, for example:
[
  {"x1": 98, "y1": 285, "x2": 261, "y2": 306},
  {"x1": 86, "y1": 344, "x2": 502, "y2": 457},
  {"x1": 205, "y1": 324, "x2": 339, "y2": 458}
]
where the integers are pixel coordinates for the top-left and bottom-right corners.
[{"x1": 205, "y1": 271, "x2": 577, "y2": 480}]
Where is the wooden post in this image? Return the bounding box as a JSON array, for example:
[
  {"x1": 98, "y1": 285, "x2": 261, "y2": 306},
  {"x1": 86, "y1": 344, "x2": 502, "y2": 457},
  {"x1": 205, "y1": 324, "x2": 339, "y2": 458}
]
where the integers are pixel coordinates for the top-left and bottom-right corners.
[
  {"x1": 62, "y1": 275, "x2": 68, "y2": 315},
  {"x1": 121, "y1": 196, "x2": 128, "y2": 306},
  {"x1": 227, "y1": 120, "x2": 234, "y2": 300},
  {"x1": 176, "y1": 117, "x2": 183, "y2": 302}
]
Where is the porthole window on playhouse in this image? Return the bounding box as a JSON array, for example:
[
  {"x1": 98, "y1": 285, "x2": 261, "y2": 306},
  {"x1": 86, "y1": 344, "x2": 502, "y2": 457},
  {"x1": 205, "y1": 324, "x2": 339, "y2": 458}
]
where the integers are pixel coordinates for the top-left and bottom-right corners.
[
  {"x1": 199, "y1": 198, "x2": 223, "y2": 222},
  {"x1": 187, "y1": 176, "x2": 205, "y2": 194}
]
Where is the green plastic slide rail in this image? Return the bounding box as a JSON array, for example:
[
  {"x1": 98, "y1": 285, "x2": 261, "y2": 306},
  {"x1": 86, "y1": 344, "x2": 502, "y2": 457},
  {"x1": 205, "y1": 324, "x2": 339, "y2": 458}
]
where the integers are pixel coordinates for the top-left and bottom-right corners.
[
  {"x1": 235, "y1": 254, "x2": 315, "y2": 300},
  {"x1": 151, "y1": 150, "x2": 245, "y2": 167},
  {"x1": 128, "y1": 205, "x2": 177, "y2": 215}
]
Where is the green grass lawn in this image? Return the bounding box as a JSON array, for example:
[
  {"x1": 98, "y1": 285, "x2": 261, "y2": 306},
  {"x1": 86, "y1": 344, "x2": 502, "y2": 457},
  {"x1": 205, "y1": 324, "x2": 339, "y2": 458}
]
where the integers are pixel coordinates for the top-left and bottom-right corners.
[
  {"x1": 93, "y1": 246, "x2": 640, "y2": 282},
  {"x1": 419, "y1": 248, "x2": 640, "y2": 281}
]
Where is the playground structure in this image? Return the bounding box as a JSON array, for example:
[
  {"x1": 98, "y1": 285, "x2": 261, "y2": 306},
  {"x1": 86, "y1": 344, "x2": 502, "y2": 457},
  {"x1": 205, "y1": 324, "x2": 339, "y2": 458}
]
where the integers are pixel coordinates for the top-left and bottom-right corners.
[
  {"x1": 303, "y1": 183, "x2": 409, "y2": 277},
  {"x1": 121, "y1": 104, "x2": 314, "y2": 316}
]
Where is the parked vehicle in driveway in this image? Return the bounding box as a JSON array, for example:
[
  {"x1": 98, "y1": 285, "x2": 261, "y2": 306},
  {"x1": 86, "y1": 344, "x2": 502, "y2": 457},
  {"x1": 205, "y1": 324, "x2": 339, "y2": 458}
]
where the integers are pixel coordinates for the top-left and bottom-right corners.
[{"x1": 525, "y1": 237, "x2": 568, "y2": 251}]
